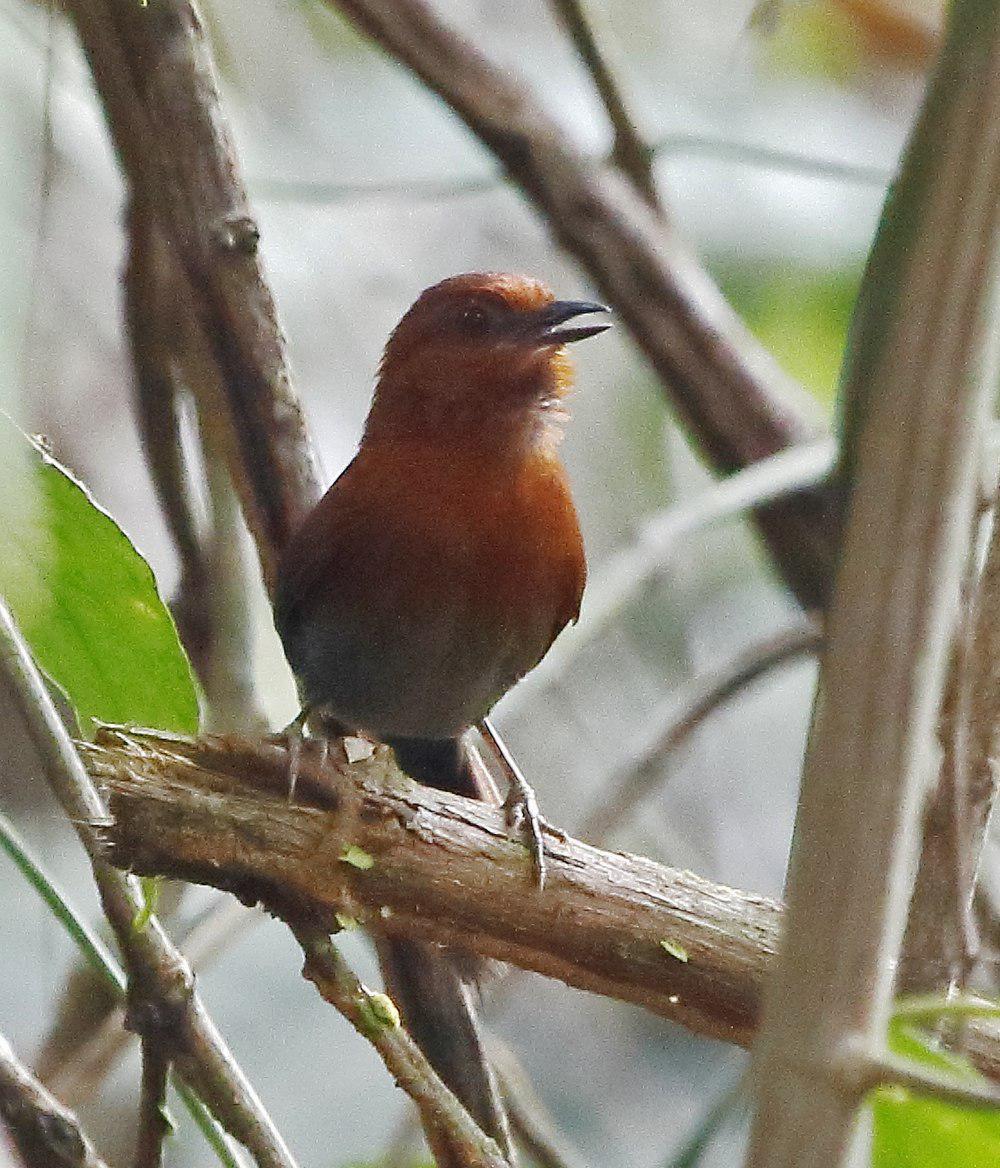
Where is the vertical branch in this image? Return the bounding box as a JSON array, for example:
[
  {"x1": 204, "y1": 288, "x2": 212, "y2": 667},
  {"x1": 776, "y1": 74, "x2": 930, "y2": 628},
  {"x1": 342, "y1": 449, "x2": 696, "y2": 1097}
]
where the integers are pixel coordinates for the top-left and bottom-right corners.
[
  {"x1": 67, "y1": 0, "x2": 322, "y2": 589},
  {"x1": 124, "y1": 197, "x2": 214, "y2": 673},
  {"x1": 746, "y1": 2, "x2": 1000, "y2": 1165},
  {"x1": 132, "y1": 1039, "x2": 171, "y2": 1168},
  {"x1": 902, "y1": 503, "x2": 1000, "y2": 991}
]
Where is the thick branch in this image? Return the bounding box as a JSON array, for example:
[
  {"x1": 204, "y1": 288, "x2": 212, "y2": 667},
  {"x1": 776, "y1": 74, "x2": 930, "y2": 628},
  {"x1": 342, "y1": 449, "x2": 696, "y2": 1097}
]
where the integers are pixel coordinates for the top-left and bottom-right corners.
[
  {"x1": 81, "y1": 728, "x2": 1000, "y2": 1086},
  {"x1": 747, "y1": 3, "x2": 1000, "y2": 1163},
  {"x1": 326, "y1": 0, "x2": 840, "y2": 609},
  {"x1": 67, "y1": 0, "x2": 322, "y2": 587},
  {"x1": 84, "y1": 728, "x2": 776, "y2": 1048}
]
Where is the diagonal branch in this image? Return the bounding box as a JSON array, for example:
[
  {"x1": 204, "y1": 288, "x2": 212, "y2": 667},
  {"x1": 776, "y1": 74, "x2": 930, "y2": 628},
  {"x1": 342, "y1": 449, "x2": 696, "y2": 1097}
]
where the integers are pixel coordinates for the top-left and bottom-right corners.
[
  {"x1": 547, "y1": 0, "x2": 661, "y2": 211},
  {"x1": 0, "y1": 1033, "x2": 110, "y2": 1168},
  {"x1": 81, "y1": 726, "x2": 1000, "y2": 1090},
  {"x1": 293, "y1": 926, "x2": 509, "y2": 1168},
  {"x1": 0, "y1": 599, "x2": 297, "y2": 1168},
  {"x1": 67, "y1": 0, "x2": 322, "y2": 588}
]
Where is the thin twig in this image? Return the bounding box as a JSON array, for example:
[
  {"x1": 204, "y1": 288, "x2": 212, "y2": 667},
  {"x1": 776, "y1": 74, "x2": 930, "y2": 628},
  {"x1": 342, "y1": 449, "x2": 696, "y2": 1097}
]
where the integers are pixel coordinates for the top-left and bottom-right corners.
[
  {"x1": 199, "y1": 446, "x2": 270, "y2": 733},
  {"x1": 17, "y1": 0, "x2": 58, "y2": 399},
  {"x1": 133, "y1": 1038, "x2": 171, "y2": 1168},
  {"x1": 124, "y1": 197, "x2": 214, "y2": 675},
  {"x1": 0, "y1": 599, "x2": 296, "y2": 1168},
  {"x1": 0, "y1": 1033, "x2": 110, "y2": 1168},
  {"x1": 893, "y1": 994, "x2": 1000, "y2": 1027},
  {"x1": 854, "y1": 1047, "x2": 1000, "y2": 1111},
  {"x1": 903, "y1": 499, "x2": 1000, "y2": 992},
  {"x1": 661, "y1": 1074, "x2": 745, "y2": 1168},
  {"x1": 44, "y1": 899, "x2": 265, "y2": 1110},
  {"x1": 292, "y1": 925, "x2": 509, "y2": 1168},
  {"x1": 547, "y1": 0, "x2": 660, "y2": 210},
  {"x1": 0, "y1": 809, "x2": 241, "y2": 1166},
  {"x1": 503, "y1": 440, "x2": 835, "y2": 719},
  {"x1": 488, "y1": 1038, "x2": 592, "y2": 1168},
  {"x1": 577, "y1": 625, "x2": 821, "y2": 842},
  {"x1": 249, "y1": 132, "x2": 892, "y2": 206},
  {"x1": 0, "y1": 811, "x2": 122, "y2": 994}
]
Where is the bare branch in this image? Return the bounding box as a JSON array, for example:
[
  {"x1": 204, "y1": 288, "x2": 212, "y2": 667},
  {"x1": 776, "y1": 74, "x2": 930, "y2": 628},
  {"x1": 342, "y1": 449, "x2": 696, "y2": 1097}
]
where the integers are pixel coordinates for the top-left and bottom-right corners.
[
  {"x1": 503, "y1": 439, "x2": 834, "y2": 719},
  {"x1": 853, "y1": 1047, "x2": 1000, "y2": 1111},
  {"x1": 82, "y1": 727, "x2": 1000, "y2": 1095},
  {"x1": 746, "y1": 2, "x2": 1000, "y2": 1163},
  {"x1": 132, "y1": 1038, "x2": 171, "y2": 1168},
  {"x1": 547, "y1": 0, "x2": 660, "y2": 210},
  {"x1": 0, "y1": 1033, "x2": 109, "y2": 1168},
  {"x1": 85, "y1": 726, "x2": 777, "y2": 1048},
  {"x1": 577, "y1": 625, "x2": 821, "y2": 842},
  {"x1": 66, "y1": 0, "x2": 322, "y2": 588},
  {"x1": 249, "y1": 133, "x2": 892, "y2": 206},
  {"x1": 488, "y1": 1039, "x2": 592, "y2": 1168},
  {"x1": 0, "y1": 599, "x2": 297, "y2": 1168},
  {"x1": 293, "y1": 926, "x2": 509, "y2": 1168},
  {"x1": 123, "y1": 197, "x2": 214, "y2": 674},
  {"x1": 903, "y1": 500, "x2": 1000, "y2": 991}
]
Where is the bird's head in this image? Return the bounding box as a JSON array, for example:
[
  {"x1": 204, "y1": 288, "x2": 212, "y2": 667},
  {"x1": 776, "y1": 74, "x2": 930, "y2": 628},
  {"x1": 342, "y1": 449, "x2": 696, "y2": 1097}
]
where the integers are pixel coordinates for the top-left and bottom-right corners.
[{"x1": 364, "y1": 273, "x2": 610, "y2": 449}]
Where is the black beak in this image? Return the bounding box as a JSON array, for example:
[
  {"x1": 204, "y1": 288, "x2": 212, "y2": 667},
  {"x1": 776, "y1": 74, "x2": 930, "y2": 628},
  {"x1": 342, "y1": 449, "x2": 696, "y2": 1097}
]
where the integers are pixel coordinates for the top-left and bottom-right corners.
[{"x1": 526, "y1": 300, "x2": 612, "y2": 345}]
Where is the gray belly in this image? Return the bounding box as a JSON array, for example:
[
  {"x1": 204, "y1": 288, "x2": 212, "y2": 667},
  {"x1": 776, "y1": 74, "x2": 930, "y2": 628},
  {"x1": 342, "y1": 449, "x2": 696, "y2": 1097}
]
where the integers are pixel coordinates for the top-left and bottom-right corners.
[{"x1": 289, "y1": 596, "x2": 546, "y2": 740}]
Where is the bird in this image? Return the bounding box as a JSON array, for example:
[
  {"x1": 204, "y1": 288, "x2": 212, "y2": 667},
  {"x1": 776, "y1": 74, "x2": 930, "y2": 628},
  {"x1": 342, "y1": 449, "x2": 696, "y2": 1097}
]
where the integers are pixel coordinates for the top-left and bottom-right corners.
[{"x1": 273, "y1": 272, "x2": 609, "y2": 1166}]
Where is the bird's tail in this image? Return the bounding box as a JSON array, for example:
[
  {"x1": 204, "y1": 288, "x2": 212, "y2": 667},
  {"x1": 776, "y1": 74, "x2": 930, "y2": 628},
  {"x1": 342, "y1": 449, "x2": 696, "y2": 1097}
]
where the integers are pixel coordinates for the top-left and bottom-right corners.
[{"x1": 382, "y1": 734, "x2": 512, "y2": 1167}]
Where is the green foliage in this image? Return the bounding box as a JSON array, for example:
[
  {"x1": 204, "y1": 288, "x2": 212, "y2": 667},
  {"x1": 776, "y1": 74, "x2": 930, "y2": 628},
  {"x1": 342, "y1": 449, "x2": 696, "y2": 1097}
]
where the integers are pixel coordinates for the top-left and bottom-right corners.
[
  {"x1": 871, "y1": 1021, "x2": 1000, "y2": 1167},
  {"x1": 132, "y1": 875, "x2": 163, "y2": 933},
  {"x1": 340, "y1": 844, "x2": 375, "y2": 870},
  {"x1": 659, "y1": 938, "x2": 690, "y2": 962},
  {"x1": 716, "y1": 263, "x2": 862, "y2": 409},
  {"x1": 0, "y1": 422, "x2": 199, "y2": 736},
  {"x1": 755, "y1": 1, "x2": 865, "y2": 83}
]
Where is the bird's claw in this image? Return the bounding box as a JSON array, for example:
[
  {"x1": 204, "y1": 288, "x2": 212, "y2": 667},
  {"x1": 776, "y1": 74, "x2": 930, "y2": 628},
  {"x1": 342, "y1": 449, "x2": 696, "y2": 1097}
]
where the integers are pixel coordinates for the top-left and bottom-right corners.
[
  {"x1": 270, "y1": 707, "x2": 328, "y2": 803},
  {"x1": 502, "y1": 774, "x2": 548, "y2": 890}
]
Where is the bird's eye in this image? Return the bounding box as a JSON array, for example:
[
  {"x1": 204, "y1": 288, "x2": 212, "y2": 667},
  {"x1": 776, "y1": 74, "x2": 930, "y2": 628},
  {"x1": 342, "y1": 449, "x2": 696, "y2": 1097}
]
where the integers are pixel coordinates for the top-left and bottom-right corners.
[{"x1": 459, "y1": 304, "x2": 490, "y2": 335}]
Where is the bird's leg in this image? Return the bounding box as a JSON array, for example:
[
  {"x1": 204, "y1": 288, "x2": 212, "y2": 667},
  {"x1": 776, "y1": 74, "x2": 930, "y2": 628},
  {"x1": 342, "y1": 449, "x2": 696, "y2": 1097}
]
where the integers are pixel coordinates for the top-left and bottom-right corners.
[
  {"x1": 271, "y1": 705, "x2": 329, "y2": 803},
  {"x1": 478, "y1": 717, "x2": 557, "y2": 889}
]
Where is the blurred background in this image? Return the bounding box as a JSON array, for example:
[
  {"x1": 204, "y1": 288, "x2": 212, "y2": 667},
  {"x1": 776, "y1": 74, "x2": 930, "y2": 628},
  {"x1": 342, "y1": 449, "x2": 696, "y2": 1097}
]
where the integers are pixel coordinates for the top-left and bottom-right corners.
[{"x1": 0, "y1": 1, "x2": 945, "y2": 1165}]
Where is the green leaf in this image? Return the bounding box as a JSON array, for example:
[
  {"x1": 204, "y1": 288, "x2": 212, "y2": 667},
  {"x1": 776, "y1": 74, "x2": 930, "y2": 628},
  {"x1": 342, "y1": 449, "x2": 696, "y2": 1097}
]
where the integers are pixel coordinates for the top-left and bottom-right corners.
[
  {"x1": 0, "y1": 422, "x2": 199, "y2": 736},
  {"x1": 660, "y1": 938, "x2": 689, "y2": 963},
  {"x1": 871, "y1": 1021, "x2": 1000, "y2": 1168},
  {"x1": 339, "y1": 844, "x2": 375, "y2": 871},
  {"x1": 132, "y1": 875, "x2": 163, "y2": 933},
  {"x1": 357, "y1": 988, "x2": 400, "y2": 1035}
]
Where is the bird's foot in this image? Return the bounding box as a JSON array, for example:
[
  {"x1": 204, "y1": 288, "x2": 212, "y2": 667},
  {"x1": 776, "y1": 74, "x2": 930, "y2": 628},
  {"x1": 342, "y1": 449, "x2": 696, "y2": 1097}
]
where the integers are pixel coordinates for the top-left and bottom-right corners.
[
  {"x1": 502, "y1": 770, "x2": 550, "y2": 890},
  {"x1": 271, "y1": 707, "x2": 328, "y2": 803}
]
